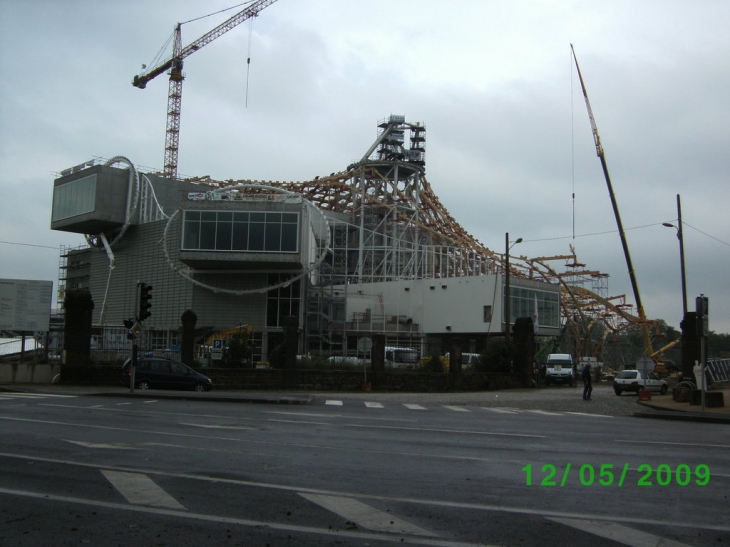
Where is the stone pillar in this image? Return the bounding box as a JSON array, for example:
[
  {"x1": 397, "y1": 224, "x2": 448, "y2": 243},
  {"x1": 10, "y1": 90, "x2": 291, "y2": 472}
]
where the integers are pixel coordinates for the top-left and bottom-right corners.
[
  {"x1": 180, "y1": 309, "x2": 197, "y2": 367},
  {"x1": 63, "y1": 289, "x2": 94, "y2": 366},
  {"x1": 372, "y1": 334, "x2": 385, "y2": 387},
  {"x1": 449, "y1": 337, "x2": 463, "y2": 376},
  {"x1": 512, "y1": 317, "x2": 535, "y2": 387}
]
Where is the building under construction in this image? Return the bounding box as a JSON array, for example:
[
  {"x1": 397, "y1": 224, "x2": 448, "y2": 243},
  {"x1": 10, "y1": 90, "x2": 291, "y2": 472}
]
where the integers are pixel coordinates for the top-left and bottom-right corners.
[{"x1": 51, "y1": 115, "x2": 638, "y2": 364}]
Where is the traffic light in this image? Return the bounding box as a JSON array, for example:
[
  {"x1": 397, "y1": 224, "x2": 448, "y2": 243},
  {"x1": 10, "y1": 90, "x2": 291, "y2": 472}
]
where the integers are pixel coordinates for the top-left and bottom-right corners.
[
  {"x1": 138, "y1": 283, "x2": 153, "y2": 322},
  {"x1": 696, "y1": 295, "x2": 709, "y2": 337}
]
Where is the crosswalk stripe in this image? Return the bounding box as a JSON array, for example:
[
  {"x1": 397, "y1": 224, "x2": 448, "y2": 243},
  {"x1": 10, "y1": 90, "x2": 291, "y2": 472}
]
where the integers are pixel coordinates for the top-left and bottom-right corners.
[
  {"x1": 300, "y1": 493, "x2": 438, "y2": 537},
  {"x1": 364, "y1": 402, "x2": 384, "y2": 408},
  {"x1": 442, "y1": 405, "x2": 470, "y2": 412},
  {"x1": 403, "y1": 403, "x2": 427, "y2": 410},
  {"x1": 102, "y1": 470, "x2": 186, "y2": 510},
  {"x1": 565, "y1": 412, "x2": 613, "y2": 418},
  {"x1": 481, "y1": 407, "x2": 521, "y2": 414},
  {"x1": 325, "y1": 400, "x2": 343, "y2": 406},
  {"x1": 548, "y1": 518, "x2": 690, "y2": 547}
]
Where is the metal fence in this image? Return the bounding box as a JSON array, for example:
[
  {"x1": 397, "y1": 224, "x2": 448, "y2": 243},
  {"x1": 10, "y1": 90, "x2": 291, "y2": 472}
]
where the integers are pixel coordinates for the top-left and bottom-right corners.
[{"x1": 707, "y1": 358, "x2": 730, "y2": 384}]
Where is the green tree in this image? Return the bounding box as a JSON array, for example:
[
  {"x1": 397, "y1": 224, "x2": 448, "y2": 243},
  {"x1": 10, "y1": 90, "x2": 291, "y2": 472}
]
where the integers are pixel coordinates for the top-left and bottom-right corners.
[
  {"x1": 221, "y1": 331, "x2": 253, "y2": 368},
  {"x1": 268, "y1": 344, "x2": 287, "y2": 369},
  {"x1": 477, "y1": 339, "x2": 514, "y2": 373},
  {"x1": 422, "y1": 348, "x2": 445, "y2": 372}
]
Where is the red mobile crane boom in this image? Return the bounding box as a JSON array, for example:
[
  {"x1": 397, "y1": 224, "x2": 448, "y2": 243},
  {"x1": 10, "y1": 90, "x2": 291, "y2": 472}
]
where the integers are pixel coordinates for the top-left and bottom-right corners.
[
  {"x1": 132, "y1": 0, "x2": 279, "y2": 179},
  {"x1": 570, "y1": 44, "x2": 654, "y2": 357}
]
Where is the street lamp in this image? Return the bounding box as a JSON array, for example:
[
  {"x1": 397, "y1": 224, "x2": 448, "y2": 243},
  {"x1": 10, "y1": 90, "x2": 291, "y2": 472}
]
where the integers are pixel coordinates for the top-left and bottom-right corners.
[
  {"x1": 662, "y1": 194, "x2": 687, "y2": 317},
  {"x1": 505, "y1": 232, "x2": 523, "y2": 341}
]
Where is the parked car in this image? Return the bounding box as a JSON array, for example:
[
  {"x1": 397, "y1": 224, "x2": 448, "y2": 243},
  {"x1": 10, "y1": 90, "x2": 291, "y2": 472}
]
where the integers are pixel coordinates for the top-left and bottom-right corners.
[
  {"x1": 119, "y1": 357, "x2": 213, "y2": 392},
  {"x1": 613, "y1": 370, "x2": 668, "y2": 395}
]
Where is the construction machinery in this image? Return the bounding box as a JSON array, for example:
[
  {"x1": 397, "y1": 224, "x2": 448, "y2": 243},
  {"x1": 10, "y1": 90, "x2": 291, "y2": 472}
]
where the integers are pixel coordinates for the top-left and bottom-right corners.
[
  {"x1": 570, "y1": 44, "x2": 654, "y2": 359},
  {"x1": 132, "y1": 0, "x2": 279, "y2": 179}
]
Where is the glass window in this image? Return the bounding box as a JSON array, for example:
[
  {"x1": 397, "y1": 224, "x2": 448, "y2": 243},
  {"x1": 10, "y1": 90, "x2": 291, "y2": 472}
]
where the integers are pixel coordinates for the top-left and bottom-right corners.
[
  {"x1": 265, "y1": 223, "x2": 281, "y2": 251},
  {"x1": 266, "y1": 274, "x2": 301, "y2": 327},
  {"x1": 182, "y1": 210, "x2": 299, "y2": 253},
  {"x1": 183, "y1": 220, "x2": 200, "y2": 249},
  {"x1": 281, "y1": 224, "x2": 298, "y2": 252},
  {"x1": 216, "y1": 221, "x2": 232, "y2": 250},
  {"x1": 232, "y1": 222, "x2": 248, "y2": 250},
  {"x1": 506, "y1": 287, "x2": 560, "y2": 329},
  {"x1": 52, "y1": 175, "x2": 97, "y2": 221},
  {"x1": 248, "y1": 221, "x2": 265, "y2": 251},
  {"x1": 199, "y1": 220, "x2": 216, "y2": 250}
]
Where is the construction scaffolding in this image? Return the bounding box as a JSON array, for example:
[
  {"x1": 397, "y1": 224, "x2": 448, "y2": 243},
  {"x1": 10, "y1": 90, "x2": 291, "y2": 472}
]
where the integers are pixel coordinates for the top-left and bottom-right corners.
[{"x1": 194, "y1": 115, "x2": 643, "y2": 359}]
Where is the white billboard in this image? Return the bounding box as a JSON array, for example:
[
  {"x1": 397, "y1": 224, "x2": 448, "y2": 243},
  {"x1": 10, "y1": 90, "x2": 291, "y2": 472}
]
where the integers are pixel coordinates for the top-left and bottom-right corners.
[{"x1": 0, "y1": 279, "x2": 53, "y2": 332}]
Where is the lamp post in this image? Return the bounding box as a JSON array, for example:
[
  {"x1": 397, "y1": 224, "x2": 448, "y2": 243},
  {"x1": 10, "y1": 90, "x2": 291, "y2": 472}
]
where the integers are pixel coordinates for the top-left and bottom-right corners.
[
  {"x1": 505, "y1": 232, "x2": 523, "y2": 342},
  {"x1": 662, "y1": 194, "x2": 687, "y2": 316}
]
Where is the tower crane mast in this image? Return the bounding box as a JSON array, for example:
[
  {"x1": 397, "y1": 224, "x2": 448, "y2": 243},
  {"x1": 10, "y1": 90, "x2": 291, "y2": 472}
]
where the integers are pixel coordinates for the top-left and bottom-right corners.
[
  {"x1": 570, "y1": 44, "x2": 654, "y2": 357},
  {"x1": 132, "y1": 0, "x2": 279, "y2": 179}
]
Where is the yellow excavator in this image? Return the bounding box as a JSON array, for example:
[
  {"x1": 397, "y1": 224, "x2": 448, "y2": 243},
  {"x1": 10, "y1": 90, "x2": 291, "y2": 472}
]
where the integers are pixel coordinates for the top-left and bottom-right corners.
[{"x1": 204, "y1": 324, "x2": 254, "y2": 347}]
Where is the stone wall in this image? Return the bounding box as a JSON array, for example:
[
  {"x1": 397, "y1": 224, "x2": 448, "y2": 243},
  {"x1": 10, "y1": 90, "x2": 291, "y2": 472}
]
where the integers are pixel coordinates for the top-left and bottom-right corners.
[{"x1": 55, "y1": 365, "x2": 522, "y2": 392}]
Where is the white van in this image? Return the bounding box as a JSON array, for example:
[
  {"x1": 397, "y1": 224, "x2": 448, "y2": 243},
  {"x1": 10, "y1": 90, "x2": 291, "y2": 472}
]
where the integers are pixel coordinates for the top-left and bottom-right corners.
[
  {"x1": 385, "y1": 347, "x2": 420, "y2": 368},
  {"x1": 545, "y1": 353, "x2": 575, "y2": 386},
  {"x1": 445, "y1": 352, "x2": 481, "y2": 369}
]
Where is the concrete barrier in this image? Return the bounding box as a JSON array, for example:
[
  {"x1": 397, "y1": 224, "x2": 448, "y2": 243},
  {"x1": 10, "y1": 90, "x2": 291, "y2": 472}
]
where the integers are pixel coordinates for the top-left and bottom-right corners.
[{"x1": 0, "y1": 363, "x2": 62, "y2": 384}]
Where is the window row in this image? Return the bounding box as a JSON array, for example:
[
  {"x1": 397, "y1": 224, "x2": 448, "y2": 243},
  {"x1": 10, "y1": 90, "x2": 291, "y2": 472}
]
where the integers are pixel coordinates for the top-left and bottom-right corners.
[
  {"x1": 182, "y1": 211, "x2": 299, "y2": 253},
  {"x1": 52, "y1": 175, "x2": 96, "y2": 221},
  {"x1": 508, "y1": 288, "x2": 561, "y2": 328}
]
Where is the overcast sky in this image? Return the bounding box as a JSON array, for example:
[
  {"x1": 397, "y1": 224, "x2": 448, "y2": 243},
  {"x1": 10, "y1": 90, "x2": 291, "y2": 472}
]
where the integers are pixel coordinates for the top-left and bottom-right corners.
[{"x1": 1, "y1": 0, "x2": 728, "y2": 335}]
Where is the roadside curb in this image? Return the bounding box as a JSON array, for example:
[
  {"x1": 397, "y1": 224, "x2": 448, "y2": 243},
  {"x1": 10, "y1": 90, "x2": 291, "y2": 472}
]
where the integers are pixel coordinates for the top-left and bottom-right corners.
[
  {"x1": 634, "y1": 399, "x2": 730, "y2": 424},
  {"x1": 633, "y1": 410, "x2": 730, "y2": 424},
  {"x1": 99, "y1": 392, "x2": 314, "y2": 405},
  {"x1": 0, "y1": 386, "x2": 313, "y2": 405}
]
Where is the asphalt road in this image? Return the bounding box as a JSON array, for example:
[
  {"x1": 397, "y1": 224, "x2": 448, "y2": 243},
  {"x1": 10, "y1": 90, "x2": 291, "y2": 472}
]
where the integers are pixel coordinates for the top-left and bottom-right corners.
[{"x1": 0, "y1": 387, "x2": 728, "y2": 546}]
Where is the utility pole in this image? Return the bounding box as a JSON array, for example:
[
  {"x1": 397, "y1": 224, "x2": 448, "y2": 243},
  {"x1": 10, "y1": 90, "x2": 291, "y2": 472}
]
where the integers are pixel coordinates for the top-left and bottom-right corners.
[{"x1": 505, "y1": 232, "x2": 522, "y2": 342}]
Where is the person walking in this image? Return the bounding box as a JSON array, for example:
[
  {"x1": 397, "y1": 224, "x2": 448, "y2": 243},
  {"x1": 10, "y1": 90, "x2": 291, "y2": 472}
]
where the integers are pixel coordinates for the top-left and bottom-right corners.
[{"x1": 582, "y1": 363, "x2": 593, "y2": 400}]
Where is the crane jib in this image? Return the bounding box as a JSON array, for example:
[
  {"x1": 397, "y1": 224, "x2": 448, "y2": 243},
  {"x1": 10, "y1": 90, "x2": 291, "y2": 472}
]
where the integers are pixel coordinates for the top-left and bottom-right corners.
[{"x1": 132, "y1": 0, "x2": 279, "y2": 89}]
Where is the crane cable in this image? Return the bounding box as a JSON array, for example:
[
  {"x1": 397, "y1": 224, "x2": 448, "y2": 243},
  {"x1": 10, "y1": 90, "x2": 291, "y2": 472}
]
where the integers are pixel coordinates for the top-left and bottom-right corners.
[{"x1": 245, "y1": 16, "x2": 254, "y2": 107}]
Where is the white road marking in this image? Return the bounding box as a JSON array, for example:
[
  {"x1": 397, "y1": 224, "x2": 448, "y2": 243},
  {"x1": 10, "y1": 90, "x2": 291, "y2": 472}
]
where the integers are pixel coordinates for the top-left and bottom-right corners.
[
  {"x1": 326, "y1": 400, "x2": 344, "y2": 406},
  {"x1": 268, "y1": 419, "x2": 332, "y2": 425},
  {"x1": 179, "y1": 423, "x2": 253, "y2": 430},
  {"x1": 365, "y1": 402, "x2": 384, "y2": 408},
  {"x1": 443, "y1": 406, "x2": 470, "y2": 412},
  {"x1": 403, "y1": 404, "x2": 427, "y2": 410},
  {"x1": 143, "y1": 400, "x2": 158, "y2": 404},
  {"x1": 481, "y1": 407, "x2": 522, "y2": 414},
  {"x1": 524, "y1": 409, "x2": 562, "y2": 416},
  {"x1": 615, "y1": 439, "x2": 730, "y2": 449},
  {"x1": 300, "y1": 493, "x2": 438, "y2": 537},
  {"x1": 2, "y1": 452, "x2": 729, "y2": 534},
  {"x1": 548, "y1": 517, "x2": 691, "y2": 547},
  {"x1": 346, "y1": 423, "x2": 545, "y2": 438},
  {"x1": 101, "y1": 470, "x2": 186, "y2": 510},
  {"x1": 565, "y1": 412, "x2": 613, "y2": 418},
  {"x1": 265, "y1": 411, "x2": 340, "y2": 418},
  {"x1": 65, "y1": 440, "x2": 139, "y2": 450},
  {"x1": 0, "y1": 486, "x2": 499, "y2": 547},
  {"x1": 0, "y1": 393, "x2": 77, "y2": 399}
]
